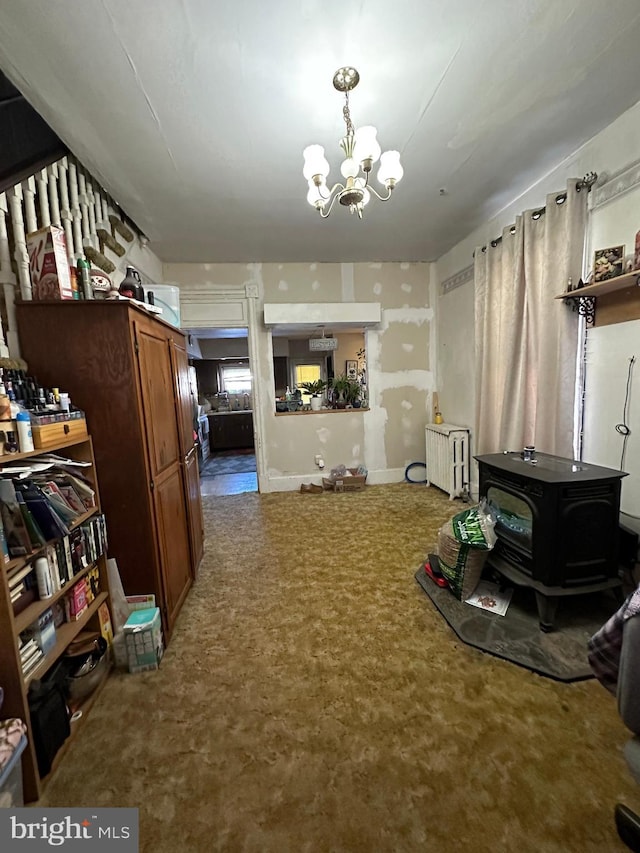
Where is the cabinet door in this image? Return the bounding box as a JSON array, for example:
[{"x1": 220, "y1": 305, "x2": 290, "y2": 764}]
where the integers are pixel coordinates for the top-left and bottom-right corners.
[
  {"x1": 209, "y1": 416, "x2": 223, "y2": 449},
  {"x1": 135, "y1": 325, "x2": 181, "y2": 477},
  {"x1": 153, "y1": 467, "x2": 193, "y2": 635},
  {"x1": 171, "y1": 340, "x2": 196, "y2": 457},
  {"x1": 185, "y1": 447, "x2": 204, "y2": 574}
]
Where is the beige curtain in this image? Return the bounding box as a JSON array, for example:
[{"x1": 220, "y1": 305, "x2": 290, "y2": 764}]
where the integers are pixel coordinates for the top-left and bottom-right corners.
[{"x1": 474, "y1": 179, "x2": 588, "y2": 456}]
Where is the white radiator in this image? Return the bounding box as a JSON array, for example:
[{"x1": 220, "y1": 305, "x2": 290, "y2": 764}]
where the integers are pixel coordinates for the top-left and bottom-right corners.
[{"x1": 425, "y1": 424, "x2": 470, "y2": 500}]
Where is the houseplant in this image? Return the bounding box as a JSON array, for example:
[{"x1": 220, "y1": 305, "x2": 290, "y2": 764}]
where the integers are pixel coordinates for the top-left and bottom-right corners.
[
  {"x1": 331, "y1": 374, "x2": 351, "y2": 409},
  {"x1": 299, "y1": 379, "x2": 327, "y2": 411},
  {"x1": 346, "y1": 379, "x2": 362, "y2": 408}
]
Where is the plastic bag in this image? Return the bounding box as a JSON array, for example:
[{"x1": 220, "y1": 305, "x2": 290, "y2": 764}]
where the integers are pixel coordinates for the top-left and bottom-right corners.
[{"x1": 437, "y1": 500, "x2": 496, "y2": 601}]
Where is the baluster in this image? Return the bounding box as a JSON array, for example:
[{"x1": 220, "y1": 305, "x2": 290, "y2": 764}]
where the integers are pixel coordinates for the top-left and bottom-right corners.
[
  {"x1": 58, "y1": 158, "x2": 76, "y2": 259},
  {"x1": 77, "y1": 168, "x2": 91, "y2": 250},
  {"x1": 37, "y1": 169, "x2": 51, "y2": 227},
  {"x1": 7, "y1": 185, "x2": 33, "y2": 300},
  {"x1": 47, "y1": 162, "x2": 62, "y2": 227},
  {"x1": 84, "y1": 175, "x2": 98, "y2": 249},
  {"x1": 22, "y1": 176, "x2": 38, "y2": 235},
  {"x1": 0, "y1": 194, "x2": 17, "y2": 356},
  {"x1": 67, "y1": 160, "x2": 83, "y2": 262}
]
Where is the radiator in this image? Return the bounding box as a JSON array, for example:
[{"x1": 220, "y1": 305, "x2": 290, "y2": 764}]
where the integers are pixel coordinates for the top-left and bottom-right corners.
[{"x1": 425, "y1": 424, "x2": 470, "y2": 500}]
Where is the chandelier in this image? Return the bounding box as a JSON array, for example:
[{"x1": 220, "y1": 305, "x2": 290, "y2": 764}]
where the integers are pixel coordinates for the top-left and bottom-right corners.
[{"x1": 303, "y1": 67, "x2": 404, "y2": 219}]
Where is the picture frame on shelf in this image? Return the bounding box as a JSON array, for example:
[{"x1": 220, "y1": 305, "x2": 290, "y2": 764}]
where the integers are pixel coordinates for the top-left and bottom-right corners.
[
  {"x1": 346, "y1": 360, "x2": 357, "y2": 380},
  {"x1": 593, "y1": 245, "x2": 624, "y2": 282}
]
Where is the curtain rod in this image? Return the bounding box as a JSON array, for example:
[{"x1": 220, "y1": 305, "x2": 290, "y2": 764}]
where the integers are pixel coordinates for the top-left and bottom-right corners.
[{"x1": 476, "y1": 172, "x2": 598, "y2": 255}]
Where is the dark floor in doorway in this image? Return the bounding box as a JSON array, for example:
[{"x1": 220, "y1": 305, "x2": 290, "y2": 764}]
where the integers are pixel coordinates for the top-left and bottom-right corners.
[{"x1": 201, "y1": 452, "x2": 256, "y2": 477}]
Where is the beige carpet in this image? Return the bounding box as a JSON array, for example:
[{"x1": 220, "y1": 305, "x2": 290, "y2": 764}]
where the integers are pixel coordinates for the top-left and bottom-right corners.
[{"x1": 39, "y1": 484, "x2": 637, "y2": 852}]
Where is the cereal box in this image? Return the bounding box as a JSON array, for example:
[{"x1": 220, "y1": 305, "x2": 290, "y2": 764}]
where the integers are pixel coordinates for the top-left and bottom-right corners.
[{"x1": 26, "y1": 225, "x2": 74, "y2": 300}]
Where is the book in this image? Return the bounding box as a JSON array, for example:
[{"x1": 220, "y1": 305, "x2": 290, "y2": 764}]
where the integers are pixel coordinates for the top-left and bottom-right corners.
[
  {"x1": 14, "y1": 482, "x2": 69, "y2": 541},
  {"x1": 0, "y1": 512, "x2": 9, "y2": 564},
  {"x1": 465, "y1": 581, "x2": 514, "y2": 617},
  {"x1": 0, "y1": 479, "x2": 33, "y2": 557},
  {"x1": 15, "y1": 491, "x2": 47, "y2": 549}
]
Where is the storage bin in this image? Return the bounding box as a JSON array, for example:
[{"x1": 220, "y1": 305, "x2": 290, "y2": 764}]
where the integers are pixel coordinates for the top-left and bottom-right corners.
[
  {"x1": 31, "y1": 416, "x2": 88, "y2": 450},
  {"x1": 146, "y1": 284, "x2": 181, "y2": 328},
  {"x1": 0, "y1": 734, "x2": 27, "y2": 808}
]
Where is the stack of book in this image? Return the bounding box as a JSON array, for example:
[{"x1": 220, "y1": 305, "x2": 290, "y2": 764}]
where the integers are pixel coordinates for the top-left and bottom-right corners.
[
  {"x1": 18, "y1": 636, "x2": 44, "y2": 678},
  {"x1": 8, "y1": 563, "x2": 37, "y2": 615}
]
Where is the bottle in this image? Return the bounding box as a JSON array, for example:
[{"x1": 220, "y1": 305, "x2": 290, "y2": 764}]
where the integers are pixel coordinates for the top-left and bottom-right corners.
[
  {"x1": 16, "y1": 411, "x2": 34, "y2": 453},
  {"x1": 69, "y1": 263, "x2": 80, "y2": 300},
  {"x1": 285, "y1": 386, "x2": 292, "y2": 401},
  {"x1": 434, "y1": 411, "x2": 443, "y2": 425},
  {"x1": 35, "y1": 557, "x2": 53, "y2": 599},
  {"x1": 77, "y1": 257, "x2": 93, "y2": 300},
  {"x1": 59, "y1": 392, "x2": 70, "y2": 413},
  {"x1": 4, "y1": 431, "x2": 18, "y2": 453},
  {"x1": 119, "y1": 266, "x2": 144, "y2": 301}
]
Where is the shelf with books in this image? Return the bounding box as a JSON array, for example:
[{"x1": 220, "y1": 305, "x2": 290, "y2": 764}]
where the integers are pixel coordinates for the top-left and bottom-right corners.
[
  {"x1": 23, "y1": 591, "x2": 109, "y2": 688},
  {"x1": 13, "y1": 558, "x2": 100, "y2": 635},
  {"x1": 0, "y1": 434, "x2": 113, "y2": 803}
]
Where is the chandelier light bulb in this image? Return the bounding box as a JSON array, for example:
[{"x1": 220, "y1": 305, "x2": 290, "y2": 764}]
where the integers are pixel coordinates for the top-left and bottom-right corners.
[
  {"x1": 377, "y1": 150, "x2": 404, "y2": 186},
  {"x1": 307, "y1": 185, "x2": 325, "y2": 208},
  {"x1": 354, "y1": 177, "x2": 371, "y2": 206},
  {"x1": 340, "y1": 157, "x2": 360, "y2": 179},
  {"x1": 353, "y1": 126, "x2": 381, "y2": 165},
  {"x1": 303, "y1": 145, "x2": 331, "y2": 181}
]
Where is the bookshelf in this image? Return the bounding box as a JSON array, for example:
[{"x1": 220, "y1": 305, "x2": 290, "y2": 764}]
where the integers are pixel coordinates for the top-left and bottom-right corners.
[{"x1": 0, "y1": 435, "x2": 113, "y2": 803}]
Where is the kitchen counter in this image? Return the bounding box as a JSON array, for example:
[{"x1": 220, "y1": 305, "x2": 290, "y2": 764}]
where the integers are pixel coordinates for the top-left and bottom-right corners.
[{"x1": 208, "y1": 410, "x2": 253, "y2": 416}]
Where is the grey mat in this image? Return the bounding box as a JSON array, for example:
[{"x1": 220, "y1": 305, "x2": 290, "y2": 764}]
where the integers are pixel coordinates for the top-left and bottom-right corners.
[
  {"x1": 414, "y1": 566, "x2": 621, "y2": 682},
  {"x1": 201, "y1": 453, "x2": 256, "y2": 477}
]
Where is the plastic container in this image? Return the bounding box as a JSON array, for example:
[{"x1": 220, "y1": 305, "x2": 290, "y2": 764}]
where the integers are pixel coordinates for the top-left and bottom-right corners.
[
  {"x1": 0, "y1": 733, "x2": 27, "y2": 807},
  {"x1": 16, "y1": 410, "x2": 34, "y2": 453},
  {"x1": 146, "y1": 285, "x2": 180, "y2": 327}
]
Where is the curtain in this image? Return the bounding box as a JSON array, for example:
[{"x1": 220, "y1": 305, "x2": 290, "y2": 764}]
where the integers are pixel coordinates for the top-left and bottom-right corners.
[{"x1": 474, "y1": 179, "x2": 588, "y2": 456}]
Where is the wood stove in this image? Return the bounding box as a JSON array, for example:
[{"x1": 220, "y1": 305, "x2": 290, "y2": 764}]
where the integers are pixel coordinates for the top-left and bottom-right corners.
[{"x1": 475, "y1": 451, "x2": 626, "y2": 631}]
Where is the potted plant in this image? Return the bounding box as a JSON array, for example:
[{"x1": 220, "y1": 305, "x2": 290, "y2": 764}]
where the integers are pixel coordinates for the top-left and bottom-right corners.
[
  {"x1": 299, "y1": 379, "x2": 327, "y2": 411},
  {"x1": 331, "y1": 374, "x2": 351, "y2": 409},
  {"x1": 346, "y1": 379, "x2": 362, "y2": 408}
]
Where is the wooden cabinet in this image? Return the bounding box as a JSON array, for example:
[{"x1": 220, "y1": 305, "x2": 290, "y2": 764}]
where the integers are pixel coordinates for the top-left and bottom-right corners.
[
  {"x1": 0, "y1": 436, "x2": 112, "y2": 803},
  {"x1": 208, "y1": 412, "x2": 254, "y2": 450},
  {"x1": 16, "y1": 300, "x2": 204, "y2": 642}
]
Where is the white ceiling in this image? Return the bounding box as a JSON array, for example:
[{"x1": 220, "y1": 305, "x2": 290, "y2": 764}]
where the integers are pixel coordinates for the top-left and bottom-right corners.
[{"x1": 2, "y1": 1, "x2": 640, "y2": 264}]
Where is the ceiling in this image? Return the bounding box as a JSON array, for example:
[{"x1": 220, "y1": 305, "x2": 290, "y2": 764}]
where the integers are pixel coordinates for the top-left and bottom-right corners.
[{"x1": 1, "y1": 1, "x2": 640, "y2": 264}]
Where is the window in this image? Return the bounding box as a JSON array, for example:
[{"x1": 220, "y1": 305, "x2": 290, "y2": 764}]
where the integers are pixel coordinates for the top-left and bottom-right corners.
[
  {"x1": 219, "y1": 363, "x2": 252, "y2": 394},
  {"x1": 292, "y1": 360, "x2": 323, "y2": 404}
]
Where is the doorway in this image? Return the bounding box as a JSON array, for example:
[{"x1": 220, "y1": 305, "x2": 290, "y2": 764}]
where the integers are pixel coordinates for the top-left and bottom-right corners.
[{"x1": 189, "y1": 329, "x2": 258, "y2": 497}]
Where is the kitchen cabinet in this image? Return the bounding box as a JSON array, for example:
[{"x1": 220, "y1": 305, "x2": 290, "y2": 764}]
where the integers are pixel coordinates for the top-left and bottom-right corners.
[
  {"x1": 208, "y1": 412, "x2": 254, "y2": 450},
  {"x1": 16, "y1": 300, "x2": 204, "y2": 642}
]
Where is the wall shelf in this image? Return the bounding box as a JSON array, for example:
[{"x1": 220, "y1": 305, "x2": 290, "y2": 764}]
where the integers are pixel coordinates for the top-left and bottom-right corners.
[
  {"x1": 555, "y1": 269, "x2": 640, "y2": 300},
  {"x1": 555, "y1": 269, "x2": 640, "y2": 326}
]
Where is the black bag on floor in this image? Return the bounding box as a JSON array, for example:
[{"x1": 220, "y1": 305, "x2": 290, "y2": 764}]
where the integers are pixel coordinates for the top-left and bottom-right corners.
[{"x1": 28, "y1": 662, "x2": 70, "y2": 777}]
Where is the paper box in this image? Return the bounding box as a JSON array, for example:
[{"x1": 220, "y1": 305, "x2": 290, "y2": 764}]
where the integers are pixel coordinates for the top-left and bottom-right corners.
[
  {"x1": 27, "y1": 225, "x2": 73, "y2": 300},
  {"x1": 124, "y1": 606, "x2": 163, "y2": 672}
]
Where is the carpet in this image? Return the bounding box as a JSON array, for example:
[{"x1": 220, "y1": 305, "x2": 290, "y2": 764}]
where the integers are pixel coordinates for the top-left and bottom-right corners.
[
  {"x1": 415, "y1": 565, "x2": 621, "y2": 682},
  {"x1": 201, "y1": 451, "x2": 256, "y2": 477},
  {"x1": 37, "y1": 484, "x2": 635, "y2": 853}
]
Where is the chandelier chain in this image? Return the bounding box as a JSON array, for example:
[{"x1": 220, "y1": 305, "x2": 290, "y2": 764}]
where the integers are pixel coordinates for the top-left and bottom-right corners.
[{"x1": 343, "y1": 92, "x2": 354, "y2": 138}]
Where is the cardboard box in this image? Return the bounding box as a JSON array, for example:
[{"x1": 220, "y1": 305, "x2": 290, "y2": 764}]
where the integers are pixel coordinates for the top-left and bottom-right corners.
[
  {"x1": 322, "y1": 467, "x2": 367, "y2": 492},
  {"x1": 124, "y1": 607, "x2": 163, "y2": 672},
  {"x1": 26, "y1": 225, "x2": 73, "y2": 300}
]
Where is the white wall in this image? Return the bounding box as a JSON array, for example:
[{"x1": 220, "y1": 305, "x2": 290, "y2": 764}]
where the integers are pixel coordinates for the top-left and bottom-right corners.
[
  {"x1": 434, "y1": 97, "x2": 640, "y2": 498},
  {"x1": 583, "y1": 184, "x2": 640, "y2": 519}
]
